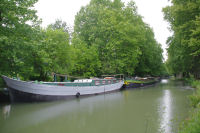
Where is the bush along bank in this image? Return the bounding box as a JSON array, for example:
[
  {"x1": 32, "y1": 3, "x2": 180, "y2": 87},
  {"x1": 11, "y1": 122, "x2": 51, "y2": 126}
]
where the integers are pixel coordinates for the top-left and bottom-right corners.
[{"x1": 179, "y1": 79, "x2": 200, "y2": 133}]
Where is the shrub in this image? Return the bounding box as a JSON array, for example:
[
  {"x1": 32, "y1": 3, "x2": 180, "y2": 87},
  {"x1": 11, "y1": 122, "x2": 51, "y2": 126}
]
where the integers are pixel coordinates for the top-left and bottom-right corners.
[
  {"x1": 179, "y1": 107, "x2": 200, "y2": 133},
  {"x1": 179, "y1": 79, "x2": 200, "y2": 133}
]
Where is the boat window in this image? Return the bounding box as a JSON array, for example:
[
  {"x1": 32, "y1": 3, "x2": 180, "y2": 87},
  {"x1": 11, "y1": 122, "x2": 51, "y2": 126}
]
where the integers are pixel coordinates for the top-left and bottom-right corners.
[
  {"x1": 83, "y1": 79, "x2": 92, "y2": 83},
  {"x1": 74, "y1": 79, "x2": 92, "y2": 83},
  {"x1": 95, "y1": 80, "x2": 101, "y2": 85},
  {"x1": 74, "y1": 80, "x2": 79, "y2": 83},
  {"x1": 87, "y1": 79, "x2": 92, "y2": 82},
  {"x1": 83, "y1": 79, "x2": 87, "y2": 82},
  {"x1": 108, "y1": 80, "x2": 111, "y2": 84},
  {"x1": 102, "y1": 80, "x2": 106, "y2": 84},
  {"x1": 58, "y1": 83, "x2": 64, "y2": 86}
]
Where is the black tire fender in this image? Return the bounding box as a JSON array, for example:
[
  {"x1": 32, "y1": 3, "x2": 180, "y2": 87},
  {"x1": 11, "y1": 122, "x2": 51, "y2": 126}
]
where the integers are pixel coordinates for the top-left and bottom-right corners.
[{"x1": 76, "y1": 92, "x2": 80, "y2": 98}]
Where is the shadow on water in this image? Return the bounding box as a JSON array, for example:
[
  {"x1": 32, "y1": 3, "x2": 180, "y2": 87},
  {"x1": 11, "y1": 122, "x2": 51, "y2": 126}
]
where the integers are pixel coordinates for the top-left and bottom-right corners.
[
  {"x1": 0, "y1": 79, "x2": 193, "y2": 133},
  {"x1": 0, "y1": 87, "x2": 10, "y2": 103}
]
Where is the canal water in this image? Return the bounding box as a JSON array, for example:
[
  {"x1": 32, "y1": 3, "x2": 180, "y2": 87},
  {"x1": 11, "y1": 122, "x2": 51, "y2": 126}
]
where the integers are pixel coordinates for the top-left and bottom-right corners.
[{"x1": 0, "y1": 79, "x2": 193, "y2": 133}]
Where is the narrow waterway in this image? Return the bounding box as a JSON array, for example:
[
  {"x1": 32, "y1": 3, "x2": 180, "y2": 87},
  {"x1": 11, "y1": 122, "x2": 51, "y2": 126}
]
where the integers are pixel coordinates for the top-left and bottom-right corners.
[{"x1": 0, "y1": 79, "x2": 193, "y2": 133}]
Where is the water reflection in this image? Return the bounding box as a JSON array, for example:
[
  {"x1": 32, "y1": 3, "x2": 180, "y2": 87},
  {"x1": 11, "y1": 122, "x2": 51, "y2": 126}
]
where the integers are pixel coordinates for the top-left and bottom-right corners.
[
  {"x1": 2, "y1": 105, "x2": 11, "y2": 119},
  {"x1": 159, "y1": 90, "x2": 172, "y2": 133},
  {"x1": 181, "y1": 86, "x2": 194, "y2": 90},
  {"x1": 161, "y1": 79, "x2": 168, "y2": 84},
  {"x1": 0, "y1": 80, "x2": 193, "y2": 133},
  {"x1": 0, "y1": 93, "x2": 122, "y2": 132}
]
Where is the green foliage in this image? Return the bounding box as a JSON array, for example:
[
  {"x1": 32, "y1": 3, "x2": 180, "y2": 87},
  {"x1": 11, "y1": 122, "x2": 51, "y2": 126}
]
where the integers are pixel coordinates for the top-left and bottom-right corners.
[
  {"x1": 0, "y1": 0, "x2": 72, "y2": 81},
  {"x1": 0, "y1": 0, "x2": 39, "y2": 34},
  {"x1": 163, "y1": 0, "x2": 200, "y2": 78},
  {"x1": 71, "y1": 34, "x2": 101, "y2": 77},
  {"x1": 0, "y1": 0, "x2": 165, "y2": 82},
  {"x1": 179, "y1": 108, "x2": 200, "y2": 133},
  {"x1": 163, "y1": 1, "x2": 200, "y2": 129},
  {"x1": 190, "y1": 80, "x2": 200, "y2": 108},
  {"x1": 191, "y1": 80, "x2": 200, "y2": 90},
  {"x1": 44, "y1": 28, "x2": 71, "y2": 74},
  {"x1": 47, "y1": 19, "x2": 70, "y2": 33},
  {"x1": 27, "y1": 26, "x2": 72, "y2": 81},
  {"x1": 189, "y1": 95, "x2": 200, "y2": 108},
  {"x1": 0, "y1": 0, "x2": 40, "y2": 78},
  {"x1": 135, "y1": 27, "x2": 164, "y2": 76},
  {"x1": 180, "y1": 80, "x2": 200, "y2": 133},
  {"x1": 0, "y1": 78, "x2": 5, "y2": 87},
  {"x1": 74, "y1": 0, "x2": 164, "y2": 76},
  {"x1": 188, "y1": 80, "x2": 200, "y2": 108}
]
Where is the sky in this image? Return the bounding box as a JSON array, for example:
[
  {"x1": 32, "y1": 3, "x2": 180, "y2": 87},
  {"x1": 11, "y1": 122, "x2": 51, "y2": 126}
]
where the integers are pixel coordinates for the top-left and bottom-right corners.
[{"x1": 34, "y1": 0, "x2": 172, "y2": 60}]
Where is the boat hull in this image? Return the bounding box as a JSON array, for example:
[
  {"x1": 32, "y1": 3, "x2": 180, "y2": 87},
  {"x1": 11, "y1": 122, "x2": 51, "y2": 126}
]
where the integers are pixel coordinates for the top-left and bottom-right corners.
[
  {"x1": 2, "y1": 76, "x2": 124, "y2": 102},
  {"x1": 125, "y1": 81, "x2": 158, "y2": 89},
  {"x1": 8, "y1": 87, "x2": 75, "y2": 102},
  {"x1": 8, "y1": 87, "x2": 121, "y2": 102}
]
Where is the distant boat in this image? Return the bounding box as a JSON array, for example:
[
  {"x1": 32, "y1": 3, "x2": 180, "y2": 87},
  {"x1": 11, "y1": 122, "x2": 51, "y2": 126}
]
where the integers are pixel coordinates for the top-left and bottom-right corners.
[
  {"x1": 124, "y1": 77, "x2": 160, "y2": 89},
  {"x1": 2, "y1": 75, "x2": 124, "y2": 102}
]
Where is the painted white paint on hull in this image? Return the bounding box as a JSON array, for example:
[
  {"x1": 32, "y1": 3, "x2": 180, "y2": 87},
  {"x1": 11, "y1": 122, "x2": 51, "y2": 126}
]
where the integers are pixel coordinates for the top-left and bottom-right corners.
[{"x1": 2, "y1": 76, "x2": 124, "y2": 96}]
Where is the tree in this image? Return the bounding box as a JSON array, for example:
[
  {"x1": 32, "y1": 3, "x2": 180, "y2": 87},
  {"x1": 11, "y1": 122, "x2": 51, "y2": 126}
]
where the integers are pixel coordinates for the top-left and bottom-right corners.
[
  {"x1": 163, "y1": 0, "x2": 200, "y2": 78},
  {"x1": 47, "y1": 19, "x2": 70, "y2": 33},
  {"x1": 71, "y1": 33, "x2": 101, "y2": 77},
  {"x1": 0, "y1": 0, "x2": 40, "y2": 78},
  {"x1": 28, "y1": 22, "x2": 72, "y2": 81},
  {"x1": 135, "y1": 26, "x2": 164, "y2": 76},
  {"x1": 44, "y1": 27, "x2": 72, "y2": 74},
  {"x1": 73, "y1": 0, "x2": 164, "y2": 76}
]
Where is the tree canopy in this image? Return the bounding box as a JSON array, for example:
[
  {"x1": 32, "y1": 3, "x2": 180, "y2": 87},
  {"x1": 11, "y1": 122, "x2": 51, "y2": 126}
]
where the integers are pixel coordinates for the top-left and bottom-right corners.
[
  {"x1": 0, "y1": 0, "x2": 165, "y2": 82},
  {"x1": 163, "y1": 0, "x2": 200, "y2": 78},
  {"x1": 73, "y1": 0, "x2": 164, "y2": 77},
  {"x1": 0, "y1": 0, "x2": 40, "y2": 78}
]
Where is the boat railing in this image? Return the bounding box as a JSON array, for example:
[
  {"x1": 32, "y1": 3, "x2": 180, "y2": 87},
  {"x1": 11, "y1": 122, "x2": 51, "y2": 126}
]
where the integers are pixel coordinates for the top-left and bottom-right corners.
[{"x1": 101, "y1": 74, "x2": 124, "y2": 80}]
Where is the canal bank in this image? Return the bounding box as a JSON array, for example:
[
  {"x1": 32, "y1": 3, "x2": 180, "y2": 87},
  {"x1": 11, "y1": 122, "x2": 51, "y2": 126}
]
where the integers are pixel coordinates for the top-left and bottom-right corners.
[
  {"x1": 178, "y1": 79, "x2": 200, "y2": 133},
  {"x1": 0, "y1": 79, "x2": 193, "y2": 133}
]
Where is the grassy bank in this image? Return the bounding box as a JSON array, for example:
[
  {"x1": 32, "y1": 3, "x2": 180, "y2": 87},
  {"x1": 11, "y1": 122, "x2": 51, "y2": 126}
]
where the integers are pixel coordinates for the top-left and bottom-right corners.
[{"x1": 179, "y1": 79, "x2": 200, "y2": 133}]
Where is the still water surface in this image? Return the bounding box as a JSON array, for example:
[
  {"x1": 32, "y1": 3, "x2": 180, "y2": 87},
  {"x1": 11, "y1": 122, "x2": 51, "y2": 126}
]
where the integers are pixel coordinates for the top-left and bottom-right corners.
[{"x1": 0, "y1": 80, "x2": 193, "y2": 133}]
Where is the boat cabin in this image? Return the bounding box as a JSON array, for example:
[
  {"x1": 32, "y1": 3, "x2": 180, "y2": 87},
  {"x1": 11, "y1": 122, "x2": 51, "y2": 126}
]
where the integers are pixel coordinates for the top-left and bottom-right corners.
[{"x1": 43, "y1": 78, "x2": 120, "y2": 87}]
